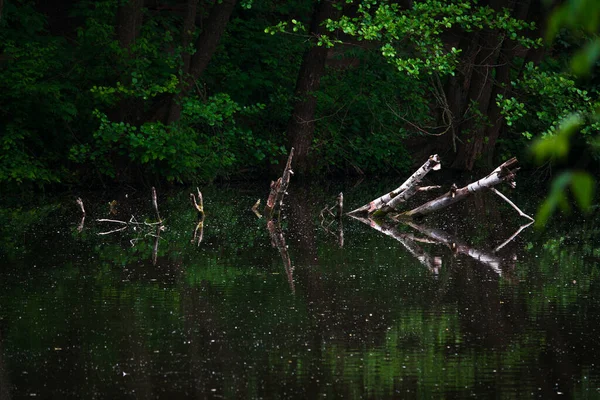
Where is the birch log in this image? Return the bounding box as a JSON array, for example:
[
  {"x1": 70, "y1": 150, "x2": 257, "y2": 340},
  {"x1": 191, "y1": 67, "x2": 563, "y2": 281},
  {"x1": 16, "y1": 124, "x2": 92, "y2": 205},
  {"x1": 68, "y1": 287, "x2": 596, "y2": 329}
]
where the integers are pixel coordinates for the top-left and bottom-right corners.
[
  {"x1": 348, "y1": 154, "x2": 441, "y2": 216},
  {"x1": 402, "y1": 158, "x2": 518, "y2": 219}
]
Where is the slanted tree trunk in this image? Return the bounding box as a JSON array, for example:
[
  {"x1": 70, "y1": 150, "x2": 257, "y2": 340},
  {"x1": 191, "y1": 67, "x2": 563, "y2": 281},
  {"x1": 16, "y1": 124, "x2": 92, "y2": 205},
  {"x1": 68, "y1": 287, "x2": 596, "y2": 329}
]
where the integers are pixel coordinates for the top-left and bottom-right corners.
[
  {"x1": 287, "y1": 0, "x2": 340, "y2": 174},
  {"x1": 166, "y1": 0, "x2": 237, "y2": 123}
]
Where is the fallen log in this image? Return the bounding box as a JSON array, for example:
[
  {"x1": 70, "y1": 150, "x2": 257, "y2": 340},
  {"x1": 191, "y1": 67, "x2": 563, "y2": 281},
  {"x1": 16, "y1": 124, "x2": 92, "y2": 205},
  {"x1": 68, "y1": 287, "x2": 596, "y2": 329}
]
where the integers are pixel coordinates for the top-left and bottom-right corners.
[
  {"x1": 400, "y1": 157, "x2": 520, "y2": 219},
  {"x1": 348, "y1": 154, "x2": 441, "y2": 216}
]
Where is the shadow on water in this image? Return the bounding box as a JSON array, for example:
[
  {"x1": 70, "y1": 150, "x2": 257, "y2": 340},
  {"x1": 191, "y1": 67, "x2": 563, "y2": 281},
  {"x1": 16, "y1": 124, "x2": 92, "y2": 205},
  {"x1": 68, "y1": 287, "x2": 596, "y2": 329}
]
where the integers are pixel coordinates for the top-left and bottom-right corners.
[{"x1": 0, "y1": 179, "x2": 599, "y2": 398}]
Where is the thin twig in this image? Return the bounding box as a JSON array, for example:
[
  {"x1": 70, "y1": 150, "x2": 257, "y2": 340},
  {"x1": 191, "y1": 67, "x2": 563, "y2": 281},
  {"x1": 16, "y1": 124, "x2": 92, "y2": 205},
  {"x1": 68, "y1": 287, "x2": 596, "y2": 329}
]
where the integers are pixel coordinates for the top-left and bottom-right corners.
[
  {"x1": 489, "y1": 188, "x2": 534, "y2": 221},
  {"x1": 98, "y1": 226, "x2": 128, "y2": 235},
  {"x1": 96, "y1": 219, "x2": 128, "y2": 224}
]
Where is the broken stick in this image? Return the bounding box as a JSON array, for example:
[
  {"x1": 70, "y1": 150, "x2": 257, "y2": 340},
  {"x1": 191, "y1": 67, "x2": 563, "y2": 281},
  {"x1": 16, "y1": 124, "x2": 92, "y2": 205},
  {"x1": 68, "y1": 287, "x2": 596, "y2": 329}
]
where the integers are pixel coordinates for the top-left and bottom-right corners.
[{"x1": 264, "y1": 147, "x2": 294, "y2": 220}]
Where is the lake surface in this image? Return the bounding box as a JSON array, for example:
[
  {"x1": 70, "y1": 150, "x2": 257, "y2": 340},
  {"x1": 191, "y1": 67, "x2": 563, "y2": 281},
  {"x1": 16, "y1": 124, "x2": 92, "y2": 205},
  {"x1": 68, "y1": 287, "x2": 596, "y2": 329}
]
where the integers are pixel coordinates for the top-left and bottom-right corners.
[{"x1": 0, "y1": 177, "x2": 599, "y2": 399}]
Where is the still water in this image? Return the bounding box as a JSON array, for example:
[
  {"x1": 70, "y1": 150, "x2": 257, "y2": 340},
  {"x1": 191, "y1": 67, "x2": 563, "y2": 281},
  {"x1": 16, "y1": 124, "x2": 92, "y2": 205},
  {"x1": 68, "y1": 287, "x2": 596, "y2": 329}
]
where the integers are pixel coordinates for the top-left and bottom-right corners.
[{"x1": 0, "y1": 179, "x2": 599, "y2": 399}]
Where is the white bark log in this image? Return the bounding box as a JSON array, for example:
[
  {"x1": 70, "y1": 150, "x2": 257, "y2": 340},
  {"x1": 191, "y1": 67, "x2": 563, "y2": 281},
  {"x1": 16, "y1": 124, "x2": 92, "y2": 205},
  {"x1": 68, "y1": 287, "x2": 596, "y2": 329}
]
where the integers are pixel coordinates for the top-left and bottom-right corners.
[
  {"x1": 348, "y1": 154, "x2": 441, "y2": 216},
  {"x1": 402, "y1": 158, "x2": 518, "y2": 218}
]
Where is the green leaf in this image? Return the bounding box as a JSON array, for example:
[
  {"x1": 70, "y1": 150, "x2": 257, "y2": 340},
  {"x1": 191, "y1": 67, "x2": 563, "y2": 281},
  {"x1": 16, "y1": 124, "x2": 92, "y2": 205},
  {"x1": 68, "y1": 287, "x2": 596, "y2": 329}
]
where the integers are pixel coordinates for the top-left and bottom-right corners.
[
  {"x1": 570, "y1": 38, "x2": 600, "y2": 76},
  {"x1": 570, "y1": 171, "x2": 595, "y2": 212},
  {"x1": 530, "y1": 113, "x2": 583, "y2": 162}
]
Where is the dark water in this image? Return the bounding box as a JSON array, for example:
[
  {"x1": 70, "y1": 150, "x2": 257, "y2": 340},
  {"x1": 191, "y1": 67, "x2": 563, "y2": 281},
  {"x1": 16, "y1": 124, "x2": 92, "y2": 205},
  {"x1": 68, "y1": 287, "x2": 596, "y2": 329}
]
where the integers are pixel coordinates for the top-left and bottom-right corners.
[{"x1": 0, "y1": 179, "x2": 599, "y2": 399}]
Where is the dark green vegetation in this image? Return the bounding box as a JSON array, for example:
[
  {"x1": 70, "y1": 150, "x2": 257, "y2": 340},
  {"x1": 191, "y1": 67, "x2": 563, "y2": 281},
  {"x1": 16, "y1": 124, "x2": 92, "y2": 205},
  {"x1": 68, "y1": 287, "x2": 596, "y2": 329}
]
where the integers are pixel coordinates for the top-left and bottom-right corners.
[
  {"x1": 0, "y1": 184, "x2": 599, "y2": 398},
  {"x1": 1, "y1": 0, "x2": 598, "y2": 190}
]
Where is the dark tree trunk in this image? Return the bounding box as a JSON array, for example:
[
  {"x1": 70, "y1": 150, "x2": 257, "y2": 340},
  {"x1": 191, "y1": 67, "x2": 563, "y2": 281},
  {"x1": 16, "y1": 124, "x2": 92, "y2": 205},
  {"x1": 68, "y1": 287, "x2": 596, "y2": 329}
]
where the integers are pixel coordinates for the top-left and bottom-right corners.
[
  {"x1": 117, "y1": 0, "x2": 144, "y2": 49},
  {"x1": 451, "y1": 28, "x2": 503, "y2": 170},
  {"x1": 287, "y1": 0, "x2": 340, "y2": 174},
  {"x1": 181, "y1": 0, "x2": 200, "y2": 74},
  {"x1": 114, "y1": 0, "x2": 145, "y2": 129},
  {"x1": 432, "y1": 0, "x2": 545, "y2": 170},
  {"x1": 166, "y1": 0, "x2": 237, "y2": 123},
  {"x1": 0, "y1": 0, "x2": 4, "y2": 23},
  {"x1": 483, "y1": 0, "x2": 534, "y2": 167}
]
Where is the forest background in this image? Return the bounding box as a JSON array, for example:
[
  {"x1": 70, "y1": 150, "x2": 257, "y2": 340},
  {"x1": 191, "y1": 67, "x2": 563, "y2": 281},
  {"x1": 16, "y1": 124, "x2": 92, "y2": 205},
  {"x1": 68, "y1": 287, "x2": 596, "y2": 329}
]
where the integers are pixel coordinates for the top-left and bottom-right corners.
[{"x1": 0, "y1": 0, "x2": 598, "y2": 208}]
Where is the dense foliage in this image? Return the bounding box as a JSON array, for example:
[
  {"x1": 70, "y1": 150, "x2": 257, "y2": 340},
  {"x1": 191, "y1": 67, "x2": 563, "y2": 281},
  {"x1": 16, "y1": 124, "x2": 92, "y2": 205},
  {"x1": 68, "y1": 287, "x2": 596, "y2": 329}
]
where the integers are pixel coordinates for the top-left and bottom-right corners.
[{"x1": 0, "y1": 0, "x2": 598, "y2": 191}]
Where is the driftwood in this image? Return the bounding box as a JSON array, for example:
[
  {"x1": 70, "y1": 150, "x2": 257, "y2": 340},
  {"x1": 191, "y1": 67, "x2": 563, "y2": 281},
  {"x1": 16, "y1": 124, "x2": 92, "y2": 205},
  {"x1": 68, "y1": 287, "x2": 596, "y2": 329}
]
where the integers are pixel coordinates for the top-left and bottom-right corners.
[
  {"x1": 349, "y1": 154, "x2": 441, "y2": 217},
  {"x1": 349, "y1": 156, "x2": 532, "y2": 222},
  {"x1": 264, "y1": 148, "x2": 294, "y2": 220},
  {"x1": 96, "y1": 188, "x2": 165, "y2": 237},
  {"x1": 400, "y1": 158, "x2": 524, "y2": 219}
]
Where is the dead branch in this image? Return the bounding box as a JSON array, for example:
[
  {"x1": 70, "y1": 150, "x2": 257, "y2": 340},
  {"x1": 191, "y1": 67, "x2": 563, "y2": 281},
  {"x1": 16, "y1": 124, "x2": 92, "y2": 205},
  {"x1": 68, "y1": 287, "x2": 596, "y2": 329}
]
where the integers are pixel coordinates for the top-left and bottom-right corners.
[
  {"x1": 264, "y1": 148, "x2": 294, "y2": 220},
  {"x1": 349, "y1": 154, "x2": 441, "y2": 216},
  {"x1": 489, "y1": 188, "x2": 534, "y2": 221},
  {"x1": 190, "y1": 187, "x2": 204, "y2": 215},
  {"x1": 401, "y1": 157, "x2": 519, "y2": 219},
  {"x1": 76, "y1": 198, "x2": 86, "y2": 215},
  {"x1": 152, "y1": 187, "x2": 162, "y2": 222}
]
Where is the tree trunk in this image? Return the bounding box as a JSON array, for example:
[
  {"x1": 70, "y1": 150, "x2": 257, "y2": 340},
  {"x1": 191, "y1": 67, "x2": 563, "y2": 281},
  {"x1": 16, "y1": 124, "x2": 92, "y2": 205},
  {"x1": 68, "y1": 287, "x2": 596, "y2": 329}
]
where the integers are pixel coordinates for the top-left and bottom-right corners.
[
  {"x1": 167, "y1": 0, "x2": 237, "y2": 123},
  {"x1": 483, "y1": 0, "x2": 533, "y2": 167},
  {"x1": 0, "y1": 0, "x2": 4, "y2": 23},
  {"x1": 117, "y1": 0, "x2": 144, "y2": 49},
  {"x1": 451, "y1": 28, "x2": 503, "y2": 170},
  {"x1": 287, "y1": 0, "x2": 340, "y2": 174},
  {"x1": 432, "y1": 0, "x2": 543, "y2": 170}
]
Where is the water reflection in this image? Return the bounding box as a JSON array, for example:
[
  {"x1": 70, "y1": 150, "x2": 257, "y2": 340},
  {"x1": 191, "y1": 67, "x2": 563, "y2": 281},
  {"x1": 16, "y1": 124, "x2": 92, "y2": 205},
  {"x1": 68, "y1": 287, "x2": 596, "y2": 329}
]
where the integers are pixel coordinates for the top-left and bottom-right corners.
[{"x1": 0, "y1": 183, "x2": 598, "y2": 398}]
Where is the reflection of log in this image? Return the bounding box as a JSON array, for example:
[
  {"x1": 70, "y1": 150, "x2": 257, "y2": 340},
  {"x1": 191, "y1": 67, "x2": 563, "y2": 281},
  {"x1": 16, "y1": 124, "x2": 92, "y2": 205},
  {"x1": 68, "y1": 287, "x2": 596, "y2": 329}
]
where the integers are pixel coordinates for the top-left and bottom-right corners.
[
  {"x1": 405, "y1": 221, "x2": 507, "y2": 275},
  {"x1": 267, "y1": 220, "x2": 295, "y2": 293},
  {"x1": 349, "y1": 154, "x2": 441, "y2": 216},
  {"x1": 402, "y1": 158, "x2": 519, "y2": 218},
  {"x1": 264, "y1": 148, "x2": 294, "y2": 220},
  {"x1": 350, "y1": 216, "x2": 441, "y2": 274}
]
